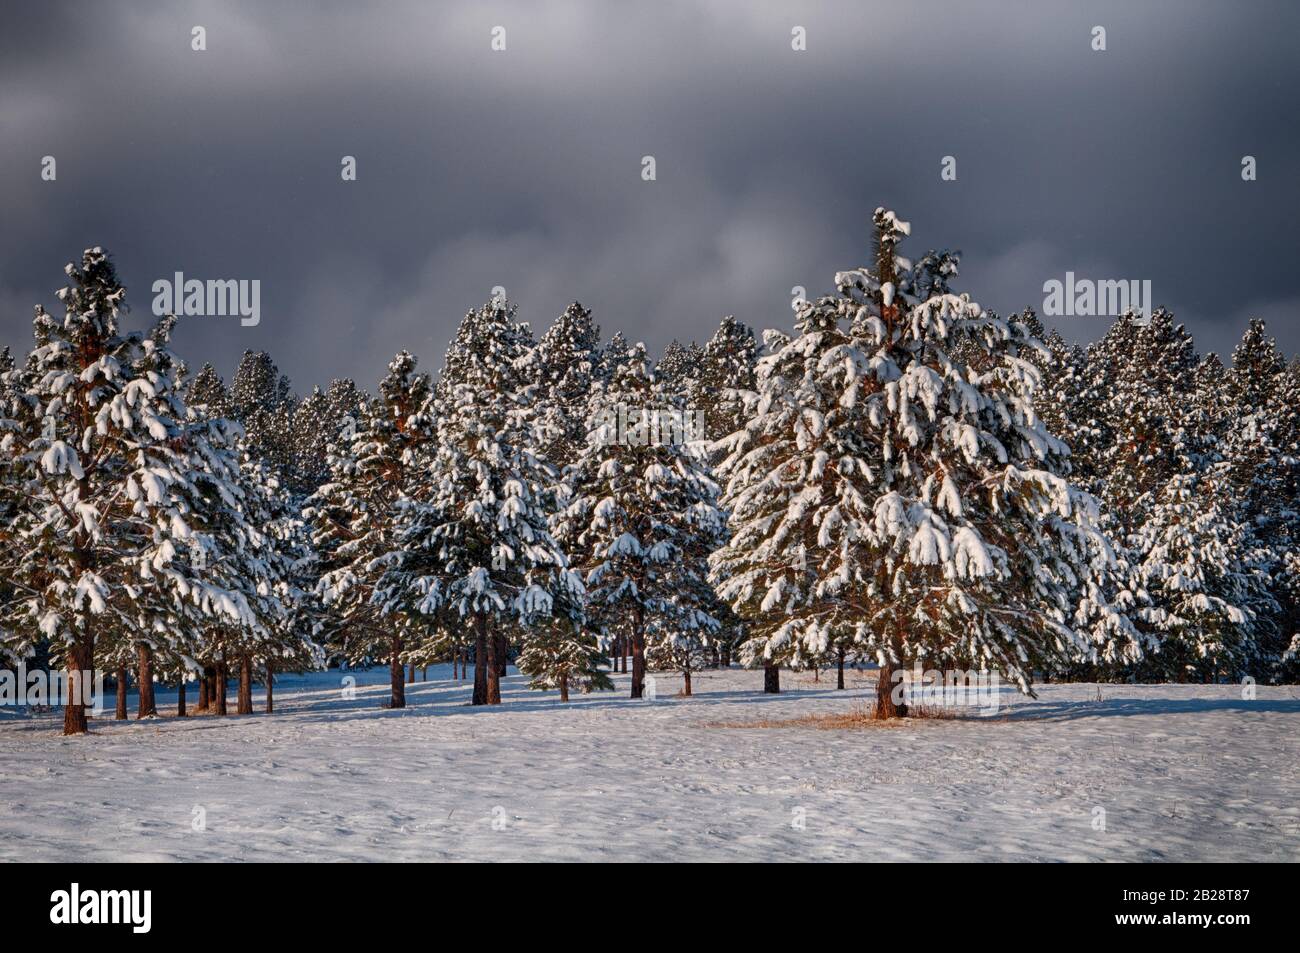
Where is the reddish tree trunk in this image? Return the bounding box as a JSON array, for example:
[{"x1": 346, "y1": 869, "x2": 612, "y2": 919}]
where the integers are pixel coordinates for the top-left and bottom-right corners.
[
  {"x1": 136, "y1": 644, "x2": 157, "y2": 718},
  {"x1": 873, "y1": 662, "x2": 900, "y2": 719},
  {"x1": 682, "y1": 667, "x2": 692, "y2": 696},
  {"x1": 265, "y1": 663, "x2": 274, "y2": 714},
  {"x1": 485, "y1": 624, "x2": 502, "y2": 705},
  {"x1": 63, "y1": 636, "x2": 93, "y2": 735},
  {"x1": 630, "y1": 614, "x2": 646, "y2": 699},
  {"x1": 495, "y1": 632, "x2": 509, "y2": 678},
  {"x1": 214, "y1": 660, "x2": 228, "y2": 715},
  {"x1": 115, "y1": 667, "x2": 128, "y2": 720},
  {"x1": 407, "y1": 662, "x2": 416, "y2": 684},
  {"x1": 197, "y1": 666, "x2": 210, "y2": 711},
  {"x1": 237, "y1": 654, "x2": 253, "y2": 714},
  {"x1": 472, "y1": 619, "x2": 488, "y2": 705},
  {"x1": 390, "y1": 636, "x2": 406, "y2": 709},
  {"x1": 764, "y1": 664, "x2": 780, "y2": 694},
  {"x1": 559, "y1": 673, "x2": 569, "y2": 703}
]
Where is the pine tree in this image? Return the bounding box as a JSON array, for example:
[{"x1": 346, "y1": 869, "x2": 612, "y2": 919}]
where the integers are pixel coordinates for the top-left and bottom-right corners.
[
  {"x1": 310, "y1": 352, "x2": 432, "y2": 709},
  {"x1": 532, "y1": 302, "x2": 602, "y2": 474},
  {"x1": 556, "y1": 342, "x2": 724, "y2": 698},
  {"x1": 692, "y1": 316, "x2": 760, "y2": 671},
  {"x1": 187, "y1": 362, "x2": 230, "y2": 416},
  {"x1": 397, "y1": 300, "x2": 581, "y2": 705},
  {"x1": 0, "y1": 250, "x2": 259, "y2": 733},
  {"x1": 656, "y1": 339, "x2": 702, "y2": 393},
  {"x1": 713, "y1": 210, "x2": 1135, "y2": 715},
  {"x1": 227, "y1": 350, "x2": 298, "y2": 477},
  {"x1": 292, "y1": 378, "x2": 363, "y2": 492},
  {"x1": 515, "y1": 611, "x2": 611, "y2": 702}
]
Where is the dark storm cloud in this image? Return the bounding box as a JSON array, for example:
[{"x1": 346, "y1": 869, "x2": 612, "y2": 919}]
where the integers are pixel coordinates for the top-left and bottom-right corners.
[{"x1": 2, "y1": 0, "x2": 1297, "y2": 392}]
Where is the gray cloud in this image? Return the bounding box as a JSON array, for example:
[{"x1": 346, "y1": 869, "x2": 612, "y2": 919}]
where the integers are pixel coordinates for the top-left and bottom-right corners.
[{"x1": 2, "y1": 0, "x2": 1297, "y2": 391}]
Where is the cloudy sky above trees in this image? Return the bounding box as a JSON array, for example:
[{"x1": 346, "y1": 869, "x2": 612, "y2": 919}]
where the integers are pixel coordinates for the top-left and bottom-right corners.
[{"x1": 1, "y1": 0, "x2": 1296, "y2": 389}]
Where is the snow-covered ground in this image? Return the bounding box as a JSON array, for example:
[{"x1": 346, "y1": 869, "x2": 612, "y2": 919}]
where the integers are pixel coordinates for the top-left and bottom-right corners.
[{"x1": 1, "y1": 665, "x2": 1296, "y2": 862}]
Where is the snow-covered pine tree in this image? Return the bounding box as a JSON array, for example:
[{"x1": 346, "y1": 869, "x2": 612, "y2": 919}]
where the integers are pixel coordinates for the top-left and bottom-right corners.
[
  {"x1": 1130, "y1": 468, "x2": 1274, "y2": 680},
  {"x1": 1072, "y1": 310, "x2": 1275, "y2": 681},
  {"x1": 397, "y1": 300, "x2": 581, "y2": 705},
  {"x1": 715, "y1": 210, "x2": 1134, "y2": 715},
  {"x1": 1213, "y1": 320, "x2": 1297, "y2": 676},
  {"x1": 691, "y1": 317, "x2": 761, "y2": 671},
  {"x1": 556, "y1": 342, "x2": 724, "y2": 698},
  {"x1": 292, "y1": 377, "x2": 363, "y2": 492},
  {"x1": 516, "y1": 622, "x2": 613, "y2": 701},
  {"x1": 235, "y1": 448, "x2": 323, "y2": 712},
  {"x1": 532, "y1": 302, "x2": 602, "y2": 474},
  {"x1": 227, "y1": 350, "x2": 298, "y2": 478},
  {"x1": 309, "y1": 351, "x2": 432, "y2": 709},
  {"x1": 187, "y1": 362, "x2": 230, "y2": 417},
  {"x1": 656, "y1": 339, "x2": 703, "y2": 394},
  {"x1": 709, "y1": 249, "x2": 886, "y2": 694},
  {"x1": 596, "y1": 331, "x2": 634, "y2": 393},
  {"x1": 0, "y1": 250, "x2": 259, "y2": 733},
  {"x1": 0, "y1": 346, "x2": 26, "y2": 666},
  {"x1": 694, "y1": 316, "x2": 759, "y2": 459}
]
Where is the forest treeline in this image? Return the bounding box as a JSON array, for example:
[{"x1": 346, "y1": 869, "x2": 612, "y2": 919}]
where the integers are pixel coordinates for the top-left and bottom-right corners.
[{"x1": 2, "y1": 210, "x2": 1296, "y2": 734}]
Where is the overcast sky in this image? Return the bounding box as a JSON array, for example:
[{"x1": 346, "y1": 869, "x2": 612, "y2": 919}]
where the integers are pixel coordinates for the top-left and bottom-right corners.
[{"x1": 2, "y1": 1, "x2": 1297, "y2": 392}]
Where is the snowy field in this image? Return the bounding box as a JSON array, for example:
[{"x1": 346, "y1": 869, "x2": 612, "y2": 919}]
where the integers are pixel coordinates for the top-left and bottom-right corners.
[{"x1": 1, "y1": 665, "x2": 1297, "y2": 862}]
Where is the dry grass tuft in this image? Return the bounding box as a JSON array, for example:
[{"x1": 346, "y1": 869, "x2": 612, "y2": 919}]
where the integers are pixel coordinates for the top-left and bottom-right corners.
[{"x1": 702, "y1": 701, "x2": 992, "y2": 730}]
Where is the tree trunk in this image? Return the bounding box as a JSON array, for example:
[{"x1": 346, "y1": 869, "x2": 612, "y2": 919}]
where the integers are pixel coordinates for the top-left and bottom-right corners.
[
  {"x1": 682, "y1": 666, "x2": 692, "y2": 696},
  {"x1": 214, "y1": 660, "x2": 228, "y2": 715},
  {"x1": 721, "y1": 644, "x2": 731, "y2": 667},
  {"x1": 390, "y1": 635, "x2": 406, "y2": 709},
  {"x1": 485, "y1": 623, "x2": 502, "y2": 705},
  {"x1": 237, "y1": 654, "x2": 253, "y2": 715},
  {"x1": 764, "y1": 664, "x2": 780, "y2": 694},
  {"x1": 873, "y1": 662, "x2": 900, "y2": 719},
  {"x1": 630, "y1": 613, "x2": 646, "y2": 699},
  {"x1": 407, "y1": 662, "x2": 416, "y2": 684},
  {"x1": 421, "y1": 665, "x2": 428, "y2": 682},
  {"x1": 197, "y1": 666, "x2": 210, "y2": 711},
  {"x1": 473, "y1": 619, "x2": 488, "y2": 705},
  {"x1": 63, "y1": 636, "x2": 93, "y2": 735},
  {"x1": 621, "y1": 636, "x2": 628, "y2": 673},
  {"x1": 136, "y1": 643, "x2": 157, "y2": 718},
  {"x1": 495, "y1": 632, "x2": 509, "y2": 678},
  {"x1": 837, "y1": 648, "x2": 846, "y2": 690},
  {"x1": 177, "y1": 678, "x2": 187, "y2": 717},
  {"x1": 265, "y1": 663, "x2": 274, "y2": 714},
  {"x1": 813, "y1": 666, "x2": 820, "y2": 682},
  {"x1": 559, "y1": 673, "x2": 569, "y2": 703},
  {"x1": 115, "y1": 667, "x2": 128, "y2": 720}
]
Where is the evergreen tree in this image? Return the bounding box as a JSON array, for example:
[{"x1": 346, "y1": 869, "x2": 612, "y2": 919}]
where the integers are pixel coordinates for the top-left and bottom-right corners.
[
  {"x1": 227, "y1": 350, "x2": 297, "y2": 477},
  {"x1": 397, "y1": 300, "x2": 581, "y2": 705},
  {"x1": 556, "y1": 343, "x2": 724, "y2": 698},
  {"x1": 515, "y1": 611, "x2": 611, "y2": 701},
  {"x1": 713, "y1": 210, "x2": 1135, "y2": 715},
  {"x1": 310, "y1": 352, "x2": 433, "y2": 709},
  {"x1": 656, "y1": 339, "x2": 702, "y2": 393},
  {"x1": 0, "y1": 250, "x2": 259, "y2": 733},
  {"x1": 532, "y1": 302, "x2": 602, "y2": 474}
]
